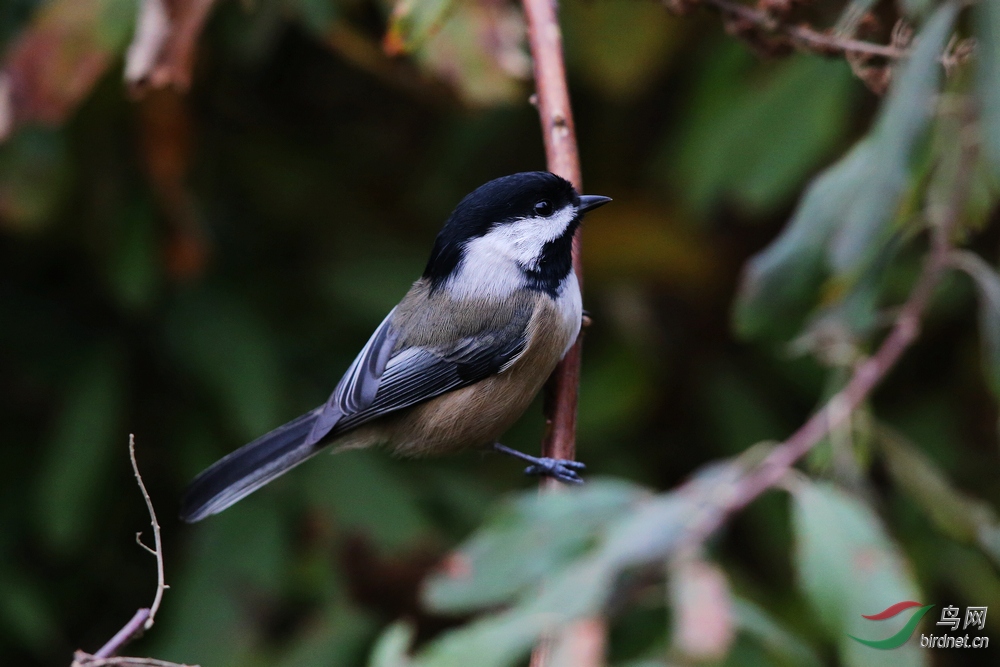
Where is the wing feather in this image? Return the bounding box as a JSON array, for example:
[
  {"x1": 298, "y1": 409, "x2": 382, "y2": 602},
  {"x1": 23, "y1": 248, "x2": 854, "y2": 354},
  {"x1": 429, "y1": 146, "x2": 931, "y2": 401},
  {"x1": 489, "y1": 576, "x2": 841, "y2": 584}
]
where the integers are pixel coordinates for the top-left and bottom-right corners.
[{"x1": 306, "y1": 295, "x2": 534, "y2": 445}]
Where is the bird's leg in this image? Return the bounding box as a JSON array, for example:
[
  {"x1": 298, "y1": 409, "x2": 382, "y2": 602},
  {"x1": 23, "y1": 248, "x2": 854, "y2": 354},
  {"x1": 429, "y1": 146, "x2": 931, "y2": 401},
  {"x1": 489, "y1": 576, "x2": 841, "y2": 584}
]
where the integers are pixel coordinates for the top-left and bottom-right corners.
[{"x1": 492, "y1": 443, "x2": 586, "y2": 485}]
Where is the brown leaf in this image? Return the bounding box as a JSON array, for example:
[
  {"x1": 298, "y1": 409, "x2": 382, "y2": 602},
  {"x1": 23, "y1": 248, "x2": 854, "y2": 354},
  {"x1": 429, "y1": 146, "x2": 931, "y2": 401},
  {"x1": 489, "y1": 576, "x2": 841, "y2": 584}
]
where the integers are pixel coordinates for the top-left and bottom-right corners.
[
  {"x1": 670, "y1": 557, "x2": 735, "y2": 661},
  {"x1": 2, "y1": 0, "x2": 132, "y2": 130},
  {"x1": 136, "y1": 88, "x2": 208, "y2": 280},
  {"x1": 125, "y1": 0, "x2": 217, "y2": 96}
]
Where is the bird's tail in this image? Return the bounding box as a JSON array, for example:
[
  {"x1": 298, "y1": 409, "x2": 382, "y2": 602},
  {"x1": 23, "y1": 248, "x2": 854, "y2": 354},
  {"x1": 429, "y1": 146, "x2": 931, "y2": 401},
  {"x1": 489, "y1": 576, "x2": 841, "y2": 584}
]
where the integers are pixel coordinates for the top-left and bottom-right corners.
[{"x1": 180, "y1": 407, "x2": 326, "y2": 523}]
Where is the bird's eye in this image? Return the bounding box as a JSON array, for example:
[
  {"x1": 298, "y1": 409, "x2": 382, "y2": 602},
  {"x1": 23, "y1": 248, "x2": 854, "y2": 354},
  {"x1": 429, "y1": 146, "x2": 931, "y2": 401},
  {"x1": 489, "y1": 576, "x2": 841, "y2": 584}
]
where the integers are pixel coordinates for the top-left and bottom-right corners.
[{"x1": 534, "y1": 200, "x2": 553, "y2": 217}]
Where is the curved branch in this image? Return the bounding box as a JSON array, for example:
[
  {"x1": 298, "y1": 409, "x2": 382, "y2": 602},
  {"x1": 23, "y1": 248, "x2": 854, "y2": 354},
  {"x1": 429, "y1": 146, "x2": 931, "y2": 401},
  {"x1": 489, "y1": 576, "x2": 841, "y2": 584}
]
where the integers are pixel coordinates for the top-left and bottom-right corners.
[{"x1": 686, "y1": 134, "x2": 977, "y2": 546}]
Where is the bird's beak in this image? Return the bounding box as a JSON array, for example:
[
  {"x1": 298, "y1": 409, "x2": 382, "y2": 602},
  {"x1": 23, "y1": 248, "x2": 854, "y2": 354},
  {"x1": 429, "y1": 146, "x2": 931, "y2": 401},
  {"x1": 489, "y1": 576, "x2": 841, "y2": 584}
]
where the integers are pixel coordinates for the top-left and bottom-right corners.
[{"x1": 579, "y1": 195, "x2": 612, "y2": 213}]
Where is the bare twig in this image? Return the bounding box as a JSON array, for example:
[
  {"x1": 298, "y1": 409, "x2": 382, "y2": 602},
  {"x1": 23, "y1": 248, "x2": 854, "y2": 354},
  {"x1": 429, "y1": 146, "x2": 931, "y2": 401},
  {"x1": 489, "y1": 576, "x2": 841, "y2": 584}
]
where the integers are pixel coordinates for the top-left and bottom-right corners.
[
  {"x1": 695, "y1": 0, "x2": 910, "y2": 58},
  {"x1": 76, "y1": 435, "x2": 173, "y2": 665},
  {"x1": 73, "y1": 652, "x2": 198, "y2": 667},
  {"x1": 521, "y1": 0, "x2": 604, "y2": 666},
  {"x1": 684, "y1": 127, "x2": 978, "y2": 547},
  {"x1": 129, "y1": 434, "x2": 167, "y2": 630},
  {"x1": 522, "y1": 0, "x2": 583, "y2": 490}
]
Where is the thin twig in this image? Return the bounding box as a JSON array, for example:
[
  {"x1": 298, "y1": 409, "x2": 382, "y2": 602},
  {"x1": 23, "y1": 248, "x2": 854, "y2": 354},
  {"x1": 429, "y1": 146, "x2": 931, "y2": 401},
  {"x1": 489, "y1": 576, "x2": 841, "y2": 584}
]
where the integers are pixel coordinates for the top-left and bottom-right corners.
[
  {"x1": 81, "y1": 435, "x2": 170, "y2": 663},
  {"x1": 684, "y1": 127, "x2": 978, "y2": 546},
  {"x1": 73, "y1": 651, "x2": 199, "y2": 667},
  {"x1": 91, "y1": 611, "x2": 151, "y2": 661},
  {"x1": 696, "y1": 0, "x2": 910, "y2": 59},
  {"x1": 130, "y1": 434, "x2": 167, "y2": 630}
]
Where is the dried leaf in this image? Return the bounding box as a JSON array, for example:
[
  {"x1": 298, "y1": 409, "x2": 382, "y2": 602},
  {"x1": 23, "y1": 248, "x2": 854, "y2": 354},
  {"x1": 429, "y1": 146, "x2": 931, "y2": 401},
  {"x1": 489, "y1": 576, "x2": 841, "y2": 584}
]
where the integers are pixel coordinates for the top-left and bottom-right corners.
[
  {"x1": 2, "y1": 0, "x2": 134, "y2": 130},
  {"x1": 669, "y1": 558, "x2": 734, "y2": 661},
  {"x1": 411, "y1": 0, "x2": 529, "y2": 107},
  {"x1": 384, "y1": 0, "x2": 455, "y2": 56},
  {"x1": 125, "y1": 0, "x2": 217, "y2": 95}
]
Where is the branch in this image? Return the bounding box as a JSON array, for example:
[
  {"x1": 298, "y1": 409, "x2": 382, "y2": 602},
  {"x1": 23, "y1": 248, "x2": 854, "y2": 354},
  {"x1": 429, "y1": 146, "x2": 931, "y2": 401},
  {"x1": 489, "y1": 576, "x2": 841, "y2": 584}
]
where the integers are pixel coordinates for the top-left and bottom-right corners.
[
  {"x1": 523, "y1": 0, "x2": 583, "y2": 488},
  {"x1": 73, "y1": 436, "x2": 187, "y2": 667},
  {"x1": 521, "y1": 0, "x2": 604, "y2": 665},
  {"x1": 685, "y1": 128, "x2": 978, "y2": 546},
  {"x1": 682, "y1": 0, "x2": 911, "y2": 59}
]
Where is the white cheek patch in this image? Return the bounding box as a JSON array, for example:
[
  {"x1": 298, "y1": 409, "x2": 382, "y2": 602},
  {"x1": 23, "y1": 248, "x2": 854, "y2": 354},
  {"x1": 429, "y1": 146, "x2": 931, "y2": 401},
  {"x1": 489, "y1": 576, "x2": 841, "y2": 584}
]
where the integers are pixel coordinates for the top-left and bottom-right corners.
[{"x1": 445, "y1": 205, "x2": 576, "y2": 299}]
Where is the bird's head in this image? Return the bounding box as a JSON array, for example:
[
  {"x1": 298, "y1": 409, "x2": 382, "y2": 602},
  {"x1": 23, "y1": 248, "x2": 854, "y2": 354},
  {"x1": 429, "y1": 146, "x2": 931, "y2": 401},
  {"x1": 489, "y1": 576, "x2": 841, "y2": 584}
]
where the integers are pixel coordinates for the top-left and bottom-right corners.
[{"x1": 424, "y1": 172, "x2": 611, "y2": 297}]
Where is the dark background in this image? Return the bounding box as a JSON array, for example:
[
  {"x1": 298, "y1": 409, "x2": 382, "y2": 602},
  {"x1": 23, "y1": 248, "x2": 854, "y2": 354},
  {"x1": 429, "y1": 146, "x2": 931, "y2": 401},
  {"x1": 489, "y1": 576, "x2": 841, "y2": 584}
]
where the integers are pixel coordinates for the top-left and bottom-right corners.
[{"x1": 1, "y1": 0, "x2": 998, "y2": 665}]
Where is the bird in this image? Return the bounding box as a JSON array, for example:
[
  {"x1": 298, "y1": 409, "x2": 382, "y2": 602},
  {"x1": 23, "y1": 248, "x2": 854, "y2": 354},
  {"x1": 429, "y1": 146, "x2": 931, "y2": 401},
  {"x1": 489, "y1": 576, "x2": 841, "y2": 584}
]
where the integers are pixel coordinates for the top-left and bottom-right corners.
[{"x1": 180, "y1": 171, "x2": 611, "y2": 523}]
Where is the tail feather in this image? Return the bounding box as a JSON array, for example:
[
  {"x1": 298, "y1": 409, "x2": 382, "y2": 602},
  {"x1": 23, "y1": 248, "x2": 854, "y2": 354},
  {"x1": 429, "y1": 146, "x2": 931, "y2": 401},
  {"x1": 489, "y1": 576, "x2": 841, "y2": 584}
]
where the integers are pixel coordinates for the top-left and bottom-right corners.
[{"x1": 180, "y1": 407, "x2": 328, "y2": 522}]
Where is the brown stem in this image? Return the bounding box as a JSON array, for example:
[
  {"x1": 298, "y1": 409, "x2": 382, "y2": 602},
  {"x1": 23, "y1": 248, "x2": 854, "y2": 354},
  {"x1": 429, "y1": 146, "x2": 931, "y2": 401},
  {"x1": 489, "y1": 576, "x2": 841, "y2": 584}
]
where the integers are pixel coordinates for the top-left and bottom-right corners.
[
  {"x1": 523, "y1": 0, "x2": 583, "y2": 485},
  {"x1": 694, "y1": 0, "x2": 912, "y2": 59},
  {"x1": 522, "y1": 0, "x2": 604, "y2": 665}
]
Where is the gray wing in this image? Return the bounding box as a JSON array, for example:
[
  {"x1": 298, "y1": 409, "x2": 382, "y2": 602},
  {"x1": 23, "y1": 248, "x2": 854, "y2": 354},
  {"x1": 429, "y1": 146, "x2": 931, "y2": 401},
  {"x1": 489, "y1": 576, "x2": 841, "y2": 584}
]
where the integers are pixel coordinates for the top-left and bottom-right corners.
[{"x1": 304, "y1": 303, "x2": 532, "y2": 445}]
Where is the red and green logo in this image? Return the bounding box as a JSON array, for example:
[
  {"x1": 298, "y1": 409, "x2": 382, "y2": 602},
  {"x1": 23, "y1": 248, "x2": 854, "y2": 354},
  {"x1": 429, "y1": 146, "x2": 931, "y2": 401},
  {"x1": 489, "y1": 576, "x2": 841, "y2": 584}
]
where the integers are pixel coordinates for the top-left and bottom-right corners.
[{"x1": 849, "y1": 601, "x2": 935, "y2": 649}]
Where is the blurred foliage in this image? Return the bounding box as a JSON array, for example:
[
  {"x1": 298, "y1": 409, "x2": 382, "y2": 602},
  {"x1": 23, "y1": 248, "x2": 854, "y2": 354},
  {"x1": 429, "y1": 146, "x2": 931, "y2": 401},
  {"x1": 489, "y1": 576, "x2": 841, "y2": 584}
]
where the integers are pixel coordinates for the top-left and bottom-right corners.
[{"x1": 1, "y1": 0, "x2": 1000, "y2": 666}]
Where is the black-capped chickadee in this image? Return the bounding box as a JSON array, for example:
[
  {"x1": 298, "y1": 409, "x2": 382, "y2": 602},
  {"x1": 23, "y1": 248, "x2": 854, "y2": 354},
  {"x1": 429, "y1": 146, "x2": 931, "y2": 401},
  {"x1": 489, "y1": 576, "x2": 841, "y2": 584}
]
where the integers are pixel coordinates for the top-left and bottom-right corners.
[{"x1": 180, "y1": 171, "x2": 611, "y2": 522}]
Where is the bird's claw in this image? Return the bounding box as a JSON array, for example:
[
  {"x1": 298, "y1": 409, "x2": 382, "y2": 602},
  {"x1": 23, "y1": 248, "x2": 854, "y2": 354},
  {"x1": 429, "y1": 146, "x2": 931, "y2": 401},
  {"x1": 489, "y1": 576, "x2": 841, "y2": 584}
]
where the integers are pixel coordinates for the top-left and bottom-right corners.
[{"x1": 524, "y1": 458, "x2": 586, "y2": 484}]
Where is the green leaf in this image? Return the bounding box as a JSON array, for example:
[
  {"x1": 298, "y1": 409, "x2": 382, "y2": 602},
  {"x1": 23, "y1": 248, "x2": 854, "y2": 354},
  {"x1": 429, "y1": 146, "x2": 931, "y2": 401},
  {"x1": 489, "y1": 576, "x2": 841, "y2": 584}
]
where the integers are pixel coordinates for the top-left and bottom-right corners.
[
  {"x1": 877, "y1": 424, "x2": 1000, "y2": 567},
  {"x1": 369, "y1": 622, "x2": 415, "y2": 667},
  {"x1": 953, "y1": 251, "x2": 1000, "y2": 398},
  {"x1": 424, "y1": 479, "x2": 645, "y2": 614},
  {"x1": 414, "y1": 462, "x2": 752, "y2": 667},
  {"x1": 305, "y1": 449, "x2": 431, "y2": 552},
  {"x1": 0, "y1": 128, "x2": 70, "y2": 232},
  {"x1": 792, "y1": 481, "x2": 926, "y2": 666},
  {"x1": 108, "y1": 199, "x2": 160, "y2": 311},
  {"x1": 275, "y1": 606, "x2": 377, "y2": 667},
  {"x1": 0, "y1": 568, "x2": 58, "y2": 654},
  {"x1": 733, "y1": 141, "x2": 872, "y2": 338},
  {"x1": 149, "y1": 494, "x2": 290, "y2": 666},
  {"x1": 827, "y1": 2, "x2": 957, "y2": 272},
  {"x1": 665, "y1": 50, "x2": 856, "y2": 216},
  {"x1": 732, "y1": 597, "x2": 823, "y2": 667},
  {"x1": 384, "y1": 0, "x2": 455, "y2": 55},
  {"x1": 33, "y1": 347, "x2": 124, "y2": 554},
  {"x1": 734, "y1": 3, "x2": 957, "y2": 340},
  {"x1": 976, "y1": 0, "x2": 1000, "y2": 173},
  {"x1": 563, "y1": 0, "x2": 678, "y2": 101},
  {"x1": 164, "y1": 288, "x2": 284, "y2": 440}
]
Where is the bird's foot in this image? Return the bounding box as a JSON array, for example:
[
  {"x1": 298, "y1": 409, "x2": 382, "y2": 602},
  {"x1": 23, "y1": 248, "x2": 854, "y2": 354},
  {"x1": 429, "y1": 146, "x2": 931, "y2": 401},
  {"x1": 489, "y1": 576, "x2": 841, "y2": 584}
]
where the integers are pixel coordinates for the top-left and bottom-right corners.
[
  {"x1": 524, "y1": 457, "x2": 586, "y2": 484},
  {"x1": 492, "y1": 443, "x2": 586, "y2": 485}
]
